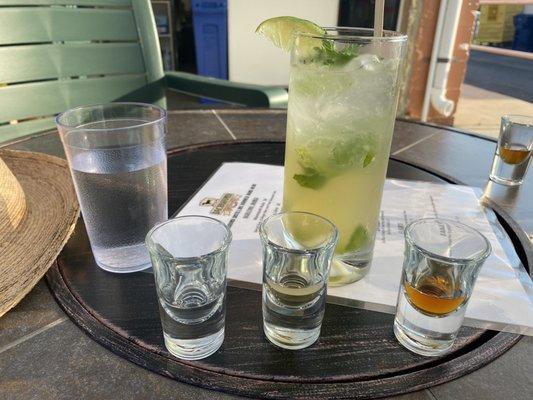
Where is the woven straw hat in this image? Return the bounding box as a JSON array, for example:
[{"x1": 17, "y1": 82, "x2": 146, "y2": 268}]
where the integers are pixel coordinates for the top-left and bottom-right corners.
[{"x1": 0, "y1": 149, "x2": 79, "y2": 317}]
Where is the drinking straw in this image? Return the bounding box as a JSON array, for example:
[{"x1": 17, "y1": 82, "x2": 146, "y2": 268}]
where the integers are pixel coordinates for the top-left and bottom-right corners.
[{"x1": 374, "y1": 0, "x2": 385, "y2": 37}]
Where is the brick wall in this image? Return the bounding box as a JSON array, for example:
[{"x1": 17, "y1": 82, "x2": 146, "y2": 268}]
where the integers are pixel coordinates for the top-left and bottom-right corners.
[{"x1": 403, "y1": 0, "x2": 478, "y2": 125}]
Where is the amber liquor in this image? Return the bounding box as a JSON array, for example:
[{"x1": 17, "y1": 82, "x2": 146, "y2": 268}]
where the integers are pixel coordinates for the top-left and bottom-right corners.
[
  {"x1": 404, "y1": 275, "x2": 466, "y2": 316},
  {"x1": 490, "y1": 143, "x2": 531, "y2": 185},
  {"x1": 499, "y1": 144, "x2": 531, "y2": 165}
]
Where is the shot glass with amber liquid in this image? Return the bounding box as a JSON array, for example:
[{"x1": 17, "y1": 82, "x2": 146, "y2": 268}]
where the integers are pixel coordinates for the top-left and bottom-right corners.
[
  {"x1": 489, "y1": 115, "x2": 532, "y2": 186},
  {"x1": 394, "y1": 219, "x2": 491, "y2": 356}
]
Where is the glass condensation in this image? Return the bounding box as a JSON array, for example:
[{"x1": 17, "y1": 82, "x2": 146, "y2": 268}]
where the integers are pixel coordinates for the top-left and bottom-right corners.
[
  {"x1": 259, "y1": 212, "x2": 338, "y2": 350},
  {"x1": 394, "y1": 218, "x2": 491, "y2": 356},
  {"x1": 146, "y1": 216, "x2": 231, "y2": 360},
  {"x1": 57, "y1": 103, "x2": 167, "y2": 273}
]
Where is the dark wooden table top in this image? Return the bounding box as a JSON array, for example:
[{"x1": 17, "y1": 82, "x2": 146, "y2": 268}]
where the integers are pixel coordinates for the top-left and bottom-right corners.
[{"x1": 1, "y1": 108, "x2": 532, "y2": 400}]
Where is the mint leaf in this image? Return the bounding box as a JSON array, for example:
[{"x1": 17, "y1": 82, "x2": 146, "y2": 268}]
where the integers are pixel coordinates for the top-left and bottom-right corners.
[
  {"x1": 292, "y1": 133, "x2": 378, "y2": 189},
  {"x1": 296, "y1": 147, "x2": 315, "y2": 170},
  {"x1": 308, "y1": 41, "x2": 360, "y2": 66},
  {"x1": 363, "y1": 151, "x2": 375, "y2": 168},
  {"x1": 341, "y1": 225, "x2": 370, "y2": 253},
  {"x1": 331, "y1": 137, "x2": 376, "y2": 170},
  {"x1": 331, "y1": 143, "x2": 355, "y2": 166},
  {"x1": 294, "y1": 147, "x2": 329, "y2": 189},
  {"x1": 293, "y1": 168, "x2": 327, "y2": 190}
]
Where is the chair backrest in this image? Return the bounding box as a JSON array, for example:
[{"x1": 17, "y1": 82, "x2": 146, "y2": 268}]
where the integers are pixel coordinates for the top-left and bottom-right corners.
[{"x1": 0, "y1": 0, "x2": 165, "y2": 142}]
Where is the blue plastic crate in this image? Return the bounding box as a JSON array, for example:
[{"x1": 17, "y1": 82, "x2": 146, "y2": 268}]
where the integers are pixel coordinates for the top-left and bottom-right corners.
[{"x1": 192, "y1": 0, "x2": 228, "y2": 80}]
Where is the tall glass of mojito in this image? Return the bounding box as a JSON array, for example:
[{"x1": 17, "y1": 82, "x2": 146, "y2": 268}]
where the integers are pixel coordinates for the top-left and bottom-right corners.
[{"x1": 269, "y1": 24, "x2": 407, "y2": 285}]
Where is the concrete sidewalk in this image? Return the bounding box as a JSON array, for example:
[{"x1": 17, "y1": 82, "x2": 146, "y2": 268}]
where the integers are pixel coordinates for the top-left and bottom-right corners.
[{"x1": 454, "y1": 84, "x2": 533, "y2": 139}]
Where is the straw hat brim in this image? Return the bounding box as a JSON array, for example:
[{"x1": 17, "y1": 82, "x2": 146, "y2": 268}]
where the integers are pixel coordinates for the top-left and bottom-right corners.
[{"x1": 0, "y1": 149, "x2": 79, "y2": 317}]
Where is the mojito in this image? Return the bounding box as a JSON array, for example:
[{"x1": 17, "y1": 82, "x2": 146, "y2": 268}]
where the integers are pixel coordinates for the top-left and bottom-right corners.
[{"x1": 282, "y1": 28, "x2": 406, "y2": 285}]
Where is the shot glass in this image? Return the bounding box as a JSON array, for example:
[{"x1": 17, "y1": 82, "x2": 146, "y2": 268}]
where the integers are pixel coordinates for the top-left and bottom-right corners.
[
  {"x1": 259, "y1": 211, "x2": 338, "y2": 350},
  {"x1": 394, "y1": 218, "x2": 491, "y2": 356},
  {"x1": 146, "y1": 216, "x2": 232, "y2": 360},
  {"x1": 57, "y1": 102, "x2": 167, "y2": 273},
  {"x1": 489, "y1": 115, "x2": 532, "y2": 186}
]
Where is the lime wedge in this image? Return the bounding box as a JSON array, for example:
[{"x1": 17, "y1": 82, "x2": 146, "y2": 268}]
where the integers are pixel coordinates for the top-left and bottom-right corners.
[{"x1": 255, "y1": 16, "x2": 325, "y2": 52}]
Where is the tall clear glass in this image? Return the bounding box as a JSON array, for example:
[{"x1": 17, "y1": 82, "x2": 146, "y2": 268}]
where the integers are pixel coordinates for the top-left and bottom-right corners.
[
  {"x1": 394, "y1": 218, "x2": 491, "y2": 356},
  {"x1": 56, "y1": 103, "x2": 167, "y2": 273},
  {"x1": 282, "y1": 28, "x2": 407, "y2": 286},
  {"x1": 489, "y1": 115, "x2": 532, "y2": 186}
]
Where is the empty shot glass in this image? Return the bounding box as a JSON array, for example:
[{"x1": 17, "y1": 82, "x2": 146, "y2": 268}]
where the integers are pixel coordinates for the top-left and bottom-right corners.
[
  {"x1": 146, "y1": 216, "x2": 232, "y2": 360},
  {"x1": 259, "y1": 211, "x2": 338, "y2": 350},
  {"x1": 394, "y1": 218, "x2": 491, "y2": 356},
  {"x1": 489, "y1": 115, "x2": 532, "y2": 186}
]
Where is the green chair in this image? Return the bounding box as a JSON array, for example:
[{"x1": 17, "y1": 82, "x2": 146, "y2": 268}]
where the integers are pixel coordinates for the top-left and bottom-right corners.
[{"x1": 0, "y1": 0, "x2": 288, "y2": 143}]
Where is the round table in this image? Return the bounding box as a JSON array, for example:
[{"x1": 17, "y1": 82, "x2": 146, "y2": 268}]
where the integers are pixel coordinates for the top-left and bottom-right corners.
[{"x1": 2, "y1": 109, "x2": 532, "y2": 400}]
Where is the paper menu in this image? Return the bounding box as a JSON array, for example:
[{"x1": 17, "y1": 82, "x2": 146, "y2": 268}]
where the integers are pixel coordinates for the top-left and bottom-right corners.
[{"x1": 176, "y1": 162, "x2": 533, "y2": 336}]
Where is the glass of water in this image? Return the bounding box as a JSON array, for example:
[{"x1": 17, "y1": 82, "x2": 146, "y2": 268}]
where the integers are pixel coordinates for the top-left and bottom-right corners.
[
  {"x1": 489, "y1": 115, "x2": 532, "y2": 186},
  {"x1": 146, "y1": 216, "x2": 231, "y2": 360},
  {"x1": 394, "y1": 218, "x2": 491, "y2": 357},
  {"x1": 57, "y1": 103, "x2": 167, "y2": 273},
  {"x1": 259, "y1": 211, "x2": 338, "y2": 350}
]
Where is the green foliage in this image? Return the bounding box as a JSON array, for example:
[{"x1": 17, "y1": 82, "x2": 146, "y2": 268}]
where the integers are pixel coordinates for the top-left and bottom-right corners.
[
  {"x1": 293, "y1": 168, "x2": 328, "y2": 190},
  {"x1": 292, "y1": 134, "x2": 378, "y2": 190},
  {"x1": 311, "y1": 42, "x2": 361, "y2": 66},
  {"x1": 341, "y1": 225, "x2": 370, "y2": 253}
]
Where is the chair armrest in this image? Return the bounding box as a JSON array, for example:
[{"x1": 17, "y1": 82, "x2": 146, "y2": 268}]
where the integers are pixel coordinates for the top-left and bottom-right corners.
[{"x1": 165, "y1": 71, "x2": 288, "y2": 108}]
